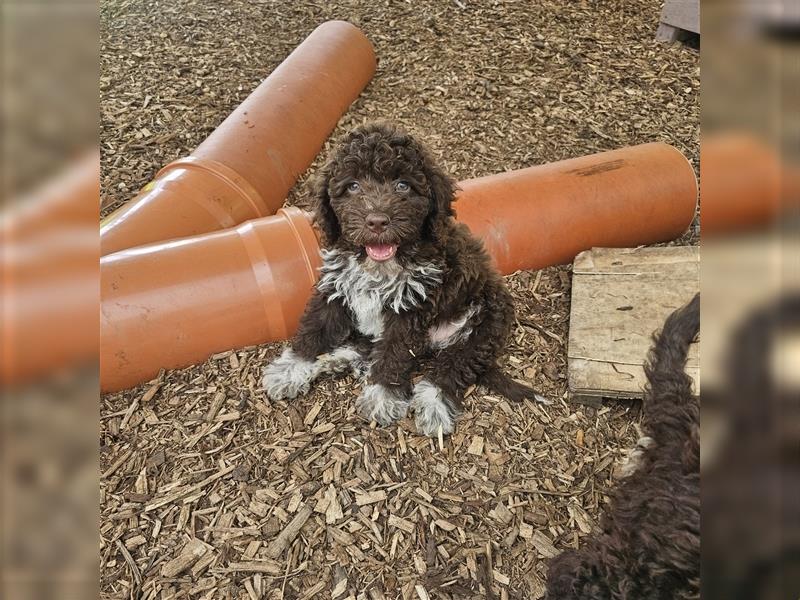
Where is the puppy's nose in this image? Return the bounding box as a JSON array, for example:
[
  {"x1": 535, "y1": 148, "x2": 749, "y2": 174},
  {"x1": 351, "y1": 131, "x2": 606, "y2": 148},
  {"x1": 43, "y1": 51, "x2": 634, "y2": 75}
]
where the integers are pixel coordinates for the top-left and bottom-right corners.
[{"x1": 366, "y1": 213, "x2": 390, "y2": 232}]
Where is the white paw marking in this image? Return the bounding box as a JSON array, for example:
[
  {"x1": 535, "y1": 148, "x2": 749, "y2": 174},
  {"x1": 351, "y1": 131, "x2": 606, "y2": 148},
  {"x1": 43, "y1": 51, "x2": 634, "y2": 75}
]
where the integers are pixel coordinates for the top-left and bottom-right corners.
[
  {"x1": 351, "y1": 358, "x2": 372, "y2": 380},
  {"x1": 356, "y1": 383, "x2": 409, "y2": 426},
  {"x1": 262, "y1": 348, "x2": 319, "y2": 400},
  {"x1": 533, "y1": 393, "x2": 551, "y2": 405},
  {"x1": 318, "y1": 346, "x2": 362, "y2": 374},
  {"x1": 262, "y1": 346, "x2": 366, "y2": 401},
  {"x1": 428, "y1": 304, "x2": 481, "y2": 349},
  {"x1": 411, "y1": 380, "x2": 456, "y2": 437},
  {"x1": 617, "y1": 435, "x2": 655, "y2": 478}
]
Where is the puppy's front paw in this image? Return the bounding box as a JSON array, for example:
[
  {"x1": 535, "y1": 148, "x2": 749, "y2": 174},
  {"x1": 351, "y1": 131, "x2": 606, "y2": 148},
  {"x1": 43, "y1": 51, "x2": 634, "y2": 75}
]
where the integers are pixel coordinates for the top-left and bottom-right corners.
[
  {"x1": 411, "y1": 380, "x2": 457, "y2": 437},
  {"x1": 356, "y1": 383, "x2": 409, "y2": 426},
  {"x1": 262, "y1": 348, "x2": 318, "y2": 400},
  {"x1": 317, "y1": 346, "x2": 362, "y2": 375}
]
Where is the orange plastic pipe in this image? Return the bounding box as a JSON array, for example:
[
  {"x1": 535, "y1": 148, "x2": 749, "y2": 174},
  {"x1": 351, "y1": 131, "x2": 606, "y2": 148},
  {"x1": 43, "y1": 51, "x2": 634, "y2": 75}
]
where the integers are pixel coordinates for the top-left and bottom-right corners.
[
  {"x1": 455, "y1": 142, "x2": 698, "y2": 274},
  {"x1": 100, "y1": 21, "x2": 376, "y2": 256},
  {"x1": 3, "y1": 151, "x2": 99, "y2": 244},
  {"x1": 101, "y1": 208, "x2": 321, "y2": 392},
  {"x1": 700, "y1": 134, "x2": 783, "y2": 237},
  {"x1": 3, "y1": 153, "x2": 100, "y2": 387},
  {"x1": 100, "y1": 143, "x2": 697, "y2": 392}
]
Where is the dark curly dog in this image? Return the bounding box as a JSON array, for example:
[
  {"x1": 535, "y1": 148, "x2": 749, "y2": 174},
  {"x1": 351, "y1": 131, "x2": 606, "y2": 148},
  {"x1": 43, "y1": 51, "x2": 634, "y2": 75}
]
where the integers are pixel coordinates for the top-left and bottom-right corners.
[
  {"x1": 262, "y1": 122, "x2": 545, "y2": 436},
  {"x1": 546, "y1": 294, "x2": 700, "y2": 599}
]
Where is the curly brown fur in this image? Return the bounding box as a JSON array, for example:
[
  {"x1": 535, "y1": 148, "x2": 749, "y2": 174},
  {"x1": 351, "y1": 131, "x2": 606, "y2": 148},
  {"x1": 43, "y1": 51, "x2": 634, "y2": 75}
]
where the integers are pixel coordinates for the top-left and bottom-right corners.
[
  {"x1": 545, "y1": 294, "x2": 700, "y2": 600},
  {"x1": 702, "y1": 294, "x2": 800, "y2": 599},
  {"x1": 262, "y1": 122, "x2": 545, "y2": 436}
]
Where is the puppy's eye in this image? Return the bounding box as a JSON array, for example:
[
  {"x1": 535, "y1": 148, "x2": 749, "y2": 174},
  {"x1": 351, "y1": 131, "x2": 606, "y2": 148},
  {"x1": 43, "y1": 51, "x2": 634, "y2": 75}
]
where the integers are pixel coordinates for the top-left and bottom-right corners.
[
  {"x1": 347, "y1": 181, "x2": 361, "y2": 193},
  {"x1": 395, "y1": 181, "x2": 410, "y2": 193}
]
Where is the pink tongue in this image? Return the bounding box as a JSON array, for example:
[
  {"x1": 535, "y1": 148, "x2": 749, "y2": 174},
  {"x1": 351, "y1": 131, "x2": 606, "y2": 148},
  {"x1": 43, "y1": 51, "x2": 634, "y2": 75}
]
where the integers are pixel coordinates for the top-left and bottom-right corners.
[{"x1": 365, "y1": 244, "x2": 397, "y2": 261}]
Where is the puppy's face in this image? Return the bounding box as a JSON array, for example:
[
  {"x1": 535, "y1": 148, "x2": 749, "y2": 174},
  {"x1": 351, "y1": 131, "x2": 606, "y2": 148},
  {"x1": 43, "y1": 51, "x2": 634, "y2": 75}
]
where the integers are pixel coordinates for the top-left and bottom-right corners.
[
  {"x1": 314, "y1": 123, "x2": 455, "y2": 261},
  {"x1": 328, "y1": 159, "x2": 430, "y2": 262}
]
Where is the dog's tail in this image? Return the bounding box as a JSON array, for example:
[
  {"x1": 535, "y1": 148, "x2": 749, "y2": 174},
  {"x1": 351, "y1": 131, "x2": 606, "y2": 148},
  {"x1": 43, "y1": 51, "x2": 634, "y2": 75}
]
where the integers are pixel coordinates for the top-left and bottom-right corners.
[
  {"x1": 642, "y1": 294, "x2": 699, "y2": 464},
  {"x1": 482, "y1": 366, "x2": 550, "y2": 404},
  {"x1": 644, "y1": 293, "x2": 700, "y2": 407}
]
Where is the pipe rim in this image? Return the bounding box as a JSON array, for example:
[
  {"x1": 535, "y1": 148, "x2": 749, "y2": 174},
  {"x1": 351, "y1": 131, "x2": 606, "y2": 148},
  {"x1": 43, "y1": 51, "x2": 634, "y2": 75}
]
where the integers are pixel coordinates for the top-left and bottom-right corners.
[
  {"x1": 277, "y1": 207, "x2": 323, "y2": 286},
  {"x1": 158, "y1": 156, "x2": 271, "y2": 218}
]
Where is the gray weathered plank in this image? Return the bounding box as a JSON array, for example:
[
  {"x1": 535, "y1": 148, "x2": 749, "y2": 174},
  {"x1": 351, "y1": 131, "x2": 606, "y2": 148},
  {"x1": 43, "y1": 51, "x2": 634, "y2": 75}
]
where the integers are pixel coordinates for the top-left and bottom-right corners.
[
  {"x1": 656, "y1": 22, "x2": 684, "y2": 43},
  {"x1": 660, "y1": 0, "x2": 699, "y2": 34},
  {"x1": 567, "y1": 246, "x2": 699, "y2": 402}
]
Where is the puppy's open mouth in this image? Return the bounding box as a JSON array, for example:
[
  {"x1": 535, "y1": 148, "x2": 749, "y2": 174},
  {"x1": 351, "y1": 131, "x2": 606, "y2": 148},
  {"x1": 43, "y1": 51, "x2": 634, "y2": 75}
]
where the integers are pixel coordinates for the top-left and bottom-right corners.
[{"x1": 365, "y1": 244, "x2": 397, "y2": 262}]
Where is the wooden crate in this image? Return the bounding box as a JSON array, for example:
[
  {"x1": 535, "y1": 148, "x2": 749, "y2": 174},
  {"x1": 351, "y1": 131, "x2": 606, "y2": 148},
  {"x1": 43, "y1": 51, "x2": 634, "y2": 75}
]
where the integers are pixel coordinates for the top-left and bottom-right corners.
[
  {"x1": 567, "y1": 246, "x2": 699, "y2": 406},
  {"x1": 656, "y1": 0, "x2": 699, "y2": 42}
]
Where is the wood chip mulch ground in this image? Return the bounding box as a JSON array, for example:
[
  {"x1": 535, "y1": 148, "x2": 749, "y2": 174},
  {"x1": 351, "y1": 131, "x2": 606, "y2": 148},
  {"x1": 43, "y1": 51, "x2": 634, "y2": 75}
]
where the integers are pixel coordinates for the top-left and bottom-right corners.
[{"x1": 100, "y1": 1, "x2": 699, "y2": 598}]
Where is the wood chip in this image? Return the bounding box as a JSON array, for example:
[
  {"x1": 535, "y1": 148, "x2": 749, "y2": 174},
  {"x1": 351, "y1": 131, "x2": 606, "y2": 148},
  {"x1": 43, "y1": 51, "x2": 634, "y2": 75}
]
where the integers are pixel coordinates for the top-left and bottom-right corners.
[
  {"x1": 225, "y1": 560, "x2": 282, "y2": 575},
  {"x1": 531, "y1": 530, "x2": 559, "y2": 558},
  {"x1": 205, "y1": 391, "x2": 226, "y2": 421},
  {"x1": 467, "y1": 435, "x2": 485, "y2": 456},
  {"x1": 304, "y1": 402, "x2": 323, "y2": 425},
  {"x1": 493, "y1": 569, "x2": 510, "y2": 586},
  {"x1": 388, "y1": 514, "x2": 415, "y2": 534},
  {"x1": 146, "y1": 464, "x2": 235, "y2": 511},
  {"x1": 415, "y1": 585, "x2": 431, "y2": 600},
  {"x1": 191, "y1": 551, "x2": 216, "y2": 577},
  {"x1": 325, "y1": 485, "x2": 343, "y2": 524},
  {"x1": 490, "y1": 502, "x2": 514, "y2": 525},
  {"x1": 519, "y1": 522, "x2": 534, "y2": 539},
  {"x1": 124, "y1": 534, "x2": 147, "y2": 549},
  {"x1": 116, "y1": 539, "x2": 141, "y2": 587},
  {"x1": 161, "y1": 538, "x2": 208, "y2": 577},
  {"x1": 141, "y1": 382, "x2": 161, "y2": 403},
  {"x1": 101, "y1": 448, "x2": 132, "y2": 479},
  {"x1": 434, "y1": 519, "x2": 457, "y2": 532},
  {"x1": 299, "y1": 580, "x2": 329, "y2": 600},
  {"x1": 355, "y1": 490, "x2": 387, "y2": 506},
  {"x1": 265, "y1": 504, "x2": 313, "y2": 559}
]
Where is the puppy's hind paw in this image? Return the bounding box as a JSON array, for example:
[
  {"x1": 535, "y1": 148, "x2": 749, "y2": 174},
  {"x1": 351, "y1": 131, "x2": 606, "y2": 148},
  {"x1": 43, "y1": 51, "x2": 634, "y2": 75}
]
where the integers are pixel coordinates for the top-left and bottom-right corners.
[
  {"x1": 533, "y1": 393, "x2": 551, "y2": 405},
  {"x1": 261, "y1": 348, "x2": 318, "y2": 401},
  {"x1": 356, "y1": 384, "x2": 409, "y2": 426},
  {"x1": 411, "y1": 380, "x2": 457, "y2": 437},
  {"x1": 317, "y1": 346, "x2": 363, "y2": 375}
]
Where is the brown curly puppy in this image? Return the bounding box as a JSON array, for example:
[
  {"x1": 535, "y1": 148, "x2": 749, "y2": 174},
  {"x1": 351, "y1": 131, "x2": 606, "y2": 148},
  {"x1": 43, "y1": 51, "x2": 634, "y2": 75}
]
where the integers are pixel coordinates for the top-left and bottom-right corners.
[
  {"x1": 262, "y1": 122, "x2": 545, "y2": 436},
  {"x1": 545, "y1": 293, "x2": 700, "y2": 599}
]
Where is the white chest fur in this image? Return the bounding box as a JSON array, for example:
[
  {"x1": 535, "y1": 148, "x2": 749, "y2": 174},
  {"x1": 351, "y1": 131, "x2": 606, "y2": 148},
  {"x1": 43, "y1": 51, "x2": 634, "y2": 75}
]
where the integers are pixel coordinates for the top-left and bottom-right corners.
[
  {"x1": 317, "y1": 249, "x2": 443, "y2": 340},
  {"x1": 348, "y1": 285, "x2": 385, "y2": 338}
]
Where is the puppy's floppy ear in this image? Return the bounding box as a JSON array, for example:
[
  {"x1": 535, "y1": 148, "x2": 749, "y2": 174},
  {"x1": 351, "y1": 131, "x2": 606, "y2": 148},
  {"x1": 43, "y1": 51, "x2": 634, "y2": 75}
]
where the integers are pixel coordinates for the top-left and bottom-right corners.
[
  {"x1": 422, "y1": 150, "x2": 457, "y2": 239},
  {"x1": 312, "y1": 161, "x2": 340, "y2": 245},
  {"x1": 426, "y1": 162, "x2": 457, "y2": 218}
]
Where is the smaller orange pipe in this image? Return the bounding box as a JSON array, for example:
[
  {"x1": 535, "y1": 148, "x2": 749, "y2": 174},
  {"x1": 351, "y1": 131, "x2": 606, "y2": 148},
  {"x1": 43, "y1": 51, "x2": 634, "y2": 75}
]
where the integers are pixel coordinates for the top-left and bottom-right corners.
[
  {"x1": 100, "y1": 143, "x2": 697, "y2": 392},
  {"x1": 101, "y1": 208, "x2": 321, "y2": 392},
  {"x1": 100, "y1": 21, "x2": 376, "y2": 256},
  {"x1": 455, "y1": 142, "x2": 698, "y2": 274},
  {"x1": 700, "y1": 134, "x2": 783, "y2": 237},
  {"x1": 2, "y1": 150, "x2": 99, "y2": 244}
]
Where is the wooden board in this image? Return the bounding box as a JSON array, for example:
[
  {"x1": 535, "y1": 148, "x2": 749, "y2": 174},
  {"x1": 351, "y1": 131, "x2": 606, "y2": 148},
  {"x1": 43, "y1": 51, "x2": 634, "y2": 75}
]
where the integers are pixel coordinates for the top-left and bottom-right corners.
[
  {"x1": 567, "y1": 246, "x2": 699, "y2": 404},
  {"x1": 656, "y1": 0, "x2": 699, "y2": 42},
  {"x1": 660, "y1": 0, "x2": 699, "y2": 33}
]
